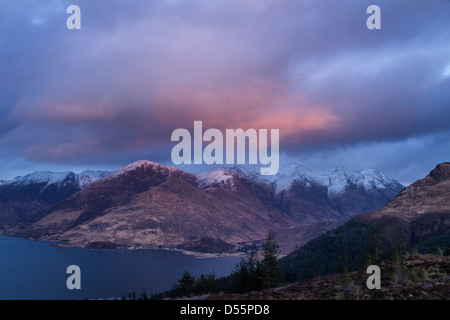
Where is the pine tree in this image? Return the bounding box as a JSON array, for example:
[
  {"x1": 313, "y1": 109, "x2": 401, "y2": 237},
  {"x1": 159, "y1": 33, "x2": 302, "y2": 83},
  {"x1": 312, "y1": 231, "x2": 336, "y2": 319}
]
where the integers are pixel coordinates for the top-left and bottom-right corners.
[
  {"x1": 247, "y1": 250, "x2": 259, "y2": 274},
  {"x1": 370, "y1": 226, "x2": 383, "y2": 263},
  {"x1": 247, "y1": 250, "x2": 262, "y2": 291},
  {"x1": 194, "y1": 274, "x2": 208, "y2": 295},
  {"x1": 232, "y1": 258, "x2": 250, "y2": 293},
  {"x1": 340, "y1": 265, "x2": 351, "y2": 286},
  {"x1": 339, "y1": 245, "x2": 351, "y2": 286},
  {"x1": 389, "y1": 241, "x2": 407, "y2": 283},
  {"x1": 194, "y1": 271, "x2": 219, "y2": 295},
  {"x1": 177, "y1": 270, "x2": 196, "y2": 297},
  {"x1": 359, "y1": 252, "x2": 373, "y2": 282},
  {"x1": 205, "y1": 271, "x2": 219, "y2": 293},
  {"x1": 389, "y1": 246, "x2": 401, "y2": 279},
  {"x1": 309, "y1": 254, "x2": 319, "y2": 279},
  {"x1": 139, "y1": 289, "x2": 148, "y2": 300},
  {"x1": 363, "y1": 252, "x2": 373, "y2": 270},
  {"x1": 231, "y1": 249, "x2": 264, "y2": 293},
  {"x1": 259, "y1": 230, "x2": 281, "y2": 289}
]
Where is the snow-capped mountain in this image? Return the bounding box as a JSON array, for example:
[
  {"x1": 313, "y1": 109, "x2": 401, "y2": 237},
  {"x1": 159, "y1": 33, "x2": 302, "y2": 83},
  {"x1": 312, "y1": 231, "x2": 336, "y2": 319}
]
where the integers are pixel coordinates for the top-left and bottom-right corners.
[
  {"x1": 197, "y1": 166, "x2": 260, "y2": 189},
  {"x1": 195, "y1": 163, "x2": 404, "y2": 231},
  {"x1": 76, "y1": 170, "x2": 112, "y2": 188},
  {"x1": 107, "y1": 160, "x2": 179, "y2": 179},
  {"x1": 197, "y1": 168, "x2": 236, "y2": 189},
  {"x1": 268, "y1": 163, "x2": 404, "y2": 224},
  {"x1": 0, "y1": 169, "x2": 110, "y2": 226},
  {"x1": 1, "y1": 171, "x2": 73, "y2": 186},
  {"x1": 282, "y1": 162, "x2": 450, "y2": 282},
  {"x1": 1, "y1": 170, "x2": 110, "y2": 189},
  {"x1": 197, "y1": 163, "x2": 403, "y2": 198},
  {"x1": 267, "y1": 163, "x2": 321, "y2": 194},
  {"x1": 3, "y1": 160, "x2": 404, "y2": 254},
  {"x1": 272, "y1": 164, "x2": 402, "y2": 197}
]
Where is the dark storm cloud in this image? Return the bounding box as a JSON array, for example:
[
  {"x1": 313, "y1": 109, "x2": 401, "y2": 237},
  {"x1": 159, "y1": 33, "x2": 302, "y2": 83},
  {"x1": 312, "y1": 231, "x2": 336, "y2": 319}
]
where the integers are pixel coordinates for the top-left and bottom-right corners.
[{"x1": 0, "y1": 0, "x2": 449, "y2": 181}]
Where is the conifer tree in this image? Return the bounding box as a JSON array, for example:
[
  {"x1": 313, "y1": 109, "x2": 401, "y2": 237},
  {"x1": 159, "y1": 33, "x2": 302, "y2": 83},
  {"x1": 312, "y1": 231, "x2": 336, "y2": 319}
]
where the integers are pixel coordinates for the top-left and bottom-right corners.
[
  {"x1": 359, "y1": 252, "x2": 374, "y2": 282},
  {"x1": 232, "y1": 258, "x2": 250, "y2": 293},
  {"x1": 177, "y1": 270, "x2": 196, "y2": 297},
  {"x1": 370, "y1": 226, "x2": 384, "y2": 263},
  {"x1": 389, "y1": 241, "x2": 407, "y2": 282},
  {"x1": 259, "y1": 230, "x2": 281, "y2": 289},
  {"x1": 309, "y1": 254, "x2": 319, "y2": 279},
  {"x1": 340, "y1": 265, "x2": 351, "y2": 286},
  {"x1": 247, "y1": 250, "x2": 262, "y2": 290},
  {"x1": 194, "y1": 271, "x2": 219, "y2": 295}
]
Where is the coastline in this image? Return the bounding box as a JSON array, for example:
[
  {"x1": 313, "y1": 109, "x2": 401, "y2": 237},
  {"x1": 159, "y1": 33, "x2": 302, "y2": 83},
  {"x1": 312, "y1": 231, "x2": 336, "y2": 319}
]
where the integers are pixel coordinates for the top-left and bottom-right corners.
[{"x1": 0, "y1": 233, "x2": 247, "y2": 258}]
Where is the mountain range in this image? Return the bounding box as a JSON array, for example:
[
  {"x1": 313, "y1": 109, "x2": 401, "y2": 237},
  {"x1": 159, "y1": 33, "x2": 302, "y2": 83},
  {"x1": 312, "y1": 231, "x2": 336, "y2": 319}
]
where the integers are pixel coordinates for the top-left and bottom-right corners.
[
  {"x1": 0, "y1": 170, "x2": 110, "y2": 227},
  {"x1": 3, "y1": 161, "x2": 403, "y2": 254},
  {"x1": 281, "y1": 162, "x2": 450, "y2": 281}
]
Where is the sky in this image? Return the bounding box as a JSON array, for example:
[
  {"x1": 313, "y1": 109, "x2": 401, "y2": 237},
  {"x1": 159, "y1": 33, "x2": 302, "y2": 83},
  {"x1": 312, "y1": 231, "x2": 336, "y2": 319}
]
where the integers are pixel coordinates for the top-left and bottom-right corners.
[{"x1": 1, "y1": 0, "x2": 450, "y2": 185}]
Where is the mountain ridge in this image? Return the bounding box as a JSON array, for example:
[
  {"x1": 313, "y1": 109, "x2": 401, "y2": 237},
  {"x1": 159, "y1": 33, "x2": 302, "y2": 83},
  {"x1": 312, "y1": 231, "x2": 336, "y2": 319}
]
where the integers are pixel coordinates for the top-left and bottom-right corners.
[
  {"x1": 280, "y1": 162, "x2": 450, "y2": 282},
  {"x1": 4, "y1": 160, "x2": 404, "y2": 254},
  {"x1": 198, "y1": 163, "x2": 402, "y2": 197},
  {"x1": 0, "y1": 169, "x2": 110, "y2": 189},
  {"x1": 0, "y1": 169, "x2": 110, "y2": 226}
]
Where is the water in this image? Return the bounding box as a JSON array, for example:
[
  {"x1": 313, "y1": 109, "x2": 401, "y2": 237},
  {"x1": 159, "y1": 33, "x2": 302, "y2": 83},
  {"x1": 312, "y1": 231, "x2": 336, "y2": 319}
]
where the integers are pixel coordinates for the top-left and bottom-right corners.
[{"x1": 0, "y1": 235, "x2": 240, "y2": 300}]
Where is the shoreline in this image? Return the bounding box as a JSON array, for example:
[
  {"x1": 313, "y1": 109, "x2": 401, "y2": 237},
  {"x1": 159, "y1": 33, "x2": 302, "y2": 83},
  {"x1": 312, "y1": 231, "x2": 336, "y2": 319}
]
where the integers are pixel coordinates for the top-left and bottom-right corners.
[{"x1": 0, "y1": 233, "x2": 247, "y2": 258}]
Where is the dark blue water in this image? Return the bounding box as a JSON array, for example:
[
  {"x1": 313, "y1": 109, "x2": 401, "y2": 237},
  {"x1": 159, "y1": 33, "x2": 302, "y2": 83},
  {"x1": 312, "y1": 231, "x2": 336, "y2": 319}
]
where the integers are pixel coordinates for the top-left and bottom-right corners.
[{"x1": 0, "y1": 235, "x2": 240, "y2": 300}]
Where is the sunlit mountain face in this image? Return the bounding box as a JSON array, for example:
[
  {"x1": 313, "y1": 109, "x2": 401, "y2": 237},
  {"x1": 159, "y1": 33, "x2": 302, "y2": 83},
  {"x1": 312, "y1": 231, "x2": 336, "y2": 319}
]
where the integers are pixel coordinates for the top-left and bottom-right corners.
[{"x1": 6, "y1": 161, "x2": 403, "y2": 254}]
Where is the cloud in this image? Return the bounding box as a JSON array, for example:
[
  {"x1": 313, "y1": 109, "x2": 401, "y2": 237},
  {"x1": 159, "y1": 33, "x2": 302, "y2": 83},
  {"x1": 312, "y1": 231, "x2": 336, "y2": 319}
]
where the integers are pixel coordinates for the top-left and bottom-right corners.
[{"x1": 0, "y1": 0, "x2": 450, "y2": 182}]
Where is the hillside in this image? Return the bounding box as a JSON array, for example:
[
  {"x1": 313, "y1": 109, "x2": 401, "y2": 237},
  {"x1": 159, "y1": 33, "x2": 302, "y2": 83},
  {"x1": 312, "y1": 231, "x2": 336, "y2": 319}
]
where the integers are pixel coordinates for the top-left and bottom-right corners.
[
  {"x1": 7, "y1": 161, "x2": 403, "y2": 254},
  {"x1": 0, "y1": 170, "x2": 110, "y2": 227},
  {"x1": 209, "y1": 254, "x2": 450, "y2": 300},
  {"x1": 280, "y1": 162, "x2": 450, "y2": 282}
]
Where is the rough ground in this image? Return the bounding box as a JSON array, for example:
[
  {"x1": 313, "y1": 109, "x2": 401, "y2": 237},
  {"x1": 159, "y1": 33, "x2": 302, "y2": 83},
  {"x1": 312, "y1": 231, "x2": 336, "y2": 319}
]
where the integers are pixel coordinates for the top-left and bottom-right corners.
[{"x1": 207, "y1": 254, "x2": 450, "y2": 300}]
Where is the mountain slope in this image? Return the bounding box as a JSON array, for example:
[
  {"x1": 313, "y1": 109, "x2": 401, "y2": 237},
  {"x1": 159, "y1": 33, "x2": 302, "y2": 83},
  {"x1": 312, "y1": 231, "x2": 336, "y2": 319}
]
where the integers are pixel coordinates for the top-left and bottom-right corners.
[
  {"x1": 355, "y1": 162, "x2": 450, "y2": 247},
  {"x1": 272, "y1": 164, "x2": 403, "y2": 222},
  {"x1": 12, "y1": 161, "x2": 302, "y2": 252},
  {"x1": 211, "y1": 254, "x2": 450, "y2": 300},
  {"x1": 0, "y1": 170, "x2": 110, "y2": 227},
  {"x1": 280, "y1": 162, "x2": 450, "y2": 282},
  {"x1": 9, "y1": 161, "x2": 404, "y2": 254}
]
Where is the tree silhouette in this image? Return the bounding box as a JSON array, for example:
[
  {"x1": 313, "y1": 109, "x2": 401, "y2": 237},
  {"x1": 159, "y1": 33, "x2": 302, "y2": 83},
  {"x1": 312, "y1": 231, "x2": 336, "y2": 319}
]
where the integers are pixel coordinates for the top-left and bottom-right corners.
[
  {"x1": 177, "y1": 270, "x2": 196, "y2": 297},
  {"x1": 370, "y1": 226, "x2": 384, "y2": 263},
  {"x1": 259, "y1": 230, "x2": 281, "y2": 289}
]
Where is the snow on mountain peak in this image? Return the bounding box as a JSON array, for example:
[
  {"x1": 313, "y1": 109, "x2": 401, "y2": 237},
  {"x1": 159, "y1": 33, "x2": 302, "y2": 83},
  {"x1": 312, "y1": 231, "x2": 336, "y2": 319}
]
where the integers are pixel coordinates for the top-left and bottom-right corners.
[
  {"x1": 323, "y1": 166, "x2": 369, "y2": 196},
  {"x1": 76, "y1": 170, "x2": 111, "y2": 188},
  {"x1": 359, "y1": 168, "x2": 396, "y2": 190},
  {"x1": 196, "y1": 166, "x2": 262, "y2": 189},
  {"x1": 195, "y1": 163, "x2": 398, "y2": 196},
  {"x1": 314, "y1": 166, "x2": 399, "y2": 196},
  {"x1": 360, "y1": 168, "x2": 388, "y2": 182},
  {"x1": 197, "y1": 168, "x2": 235, "y2": 189},
  {"x1": 108, "y1": 160, "x2": 179, "y2": 179},
  {"x1": 1, "y1": 170, "x2": 110, "y2": 189},
  {"x1": 270, "y1": 163, "x2": 319, "y2": 194},
  {"x1": 265, "y1": 163, "x2": 401, "y2": 197},
  {"x1": 0, "y1": 161, "x2": 401, "y2": 198},
  {"x1": 12, "y1": 171, "x2": 74, "y2": 185}
]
